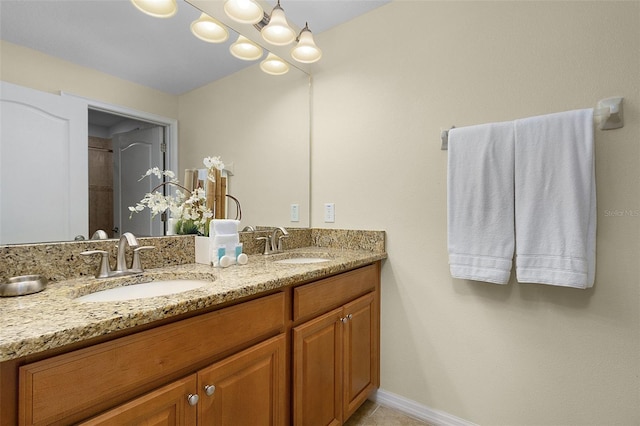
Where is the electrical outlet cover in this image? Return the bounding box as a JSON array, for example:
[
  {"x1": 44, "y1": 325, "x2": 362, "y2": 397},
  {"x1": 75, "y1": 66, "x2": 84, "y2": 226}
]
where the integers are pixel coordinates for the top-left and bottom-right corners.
[{"x1": 324, "y1": 203, "x2": 335, "y2": 223}]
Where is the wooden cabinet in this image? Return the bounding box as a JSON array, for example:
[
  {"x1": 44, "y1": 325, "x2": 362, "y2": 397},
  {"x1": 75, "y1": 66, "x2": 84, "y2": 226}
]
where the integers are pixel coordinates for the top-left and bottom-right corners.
[
  {"x1": 293, "y1": 307, "x2": 343, "y2": 426},
  {"x1": 19, "y1": 293, "x2": 285, "y2": 426},
  {"x1": 197, "y1": 334, "x2": 286, "y2": 425},
  {"x1": 81, "y1": 335, "x2": 286, "y2": 426},
  {"x1": 8, "y1": 262, "x2": 380, "y2": 426},
  {"x1": 342, "y1": 293, "x2": 377, "y2": 419},
  {"x1": 292, "y1": 264, "x2": 380, "y2": 426}
]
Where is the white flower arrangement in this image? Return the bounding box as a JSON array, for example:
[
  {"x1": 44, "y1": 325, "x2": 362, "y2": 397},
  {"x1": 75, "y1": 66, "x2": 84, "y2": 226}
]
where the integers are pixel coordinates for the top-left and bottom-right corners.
[{"x1": 129, "y1": 157, "x2": 225, "y2": 236}]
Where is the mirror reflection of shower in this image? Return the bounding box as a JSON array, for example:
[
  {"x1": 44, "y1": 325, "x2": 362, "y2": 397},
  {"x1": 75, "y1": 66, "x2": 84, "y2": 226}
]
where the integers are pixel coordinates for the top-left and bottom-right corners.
[{"x1": 88, "y1": 109, "x2": 166, "y2": 239}]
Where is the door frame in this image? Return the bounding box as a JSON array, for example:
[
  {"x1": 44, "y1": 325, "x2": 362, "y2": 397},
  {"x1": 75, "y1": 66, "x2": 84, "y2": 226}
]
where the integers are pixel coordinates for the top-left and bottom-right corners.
[{"x1": 60, "y1": 92, "x2": 178, "y2": 184}]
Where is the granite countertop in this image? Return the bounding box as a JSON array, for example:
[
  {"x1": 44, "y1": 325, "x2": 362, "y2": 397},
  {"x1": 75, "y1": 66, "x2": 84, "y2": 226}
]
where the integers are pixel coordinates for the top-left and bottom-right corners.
[{"x1": 0, "y1": 247, "x2": 386, "y2": 362}]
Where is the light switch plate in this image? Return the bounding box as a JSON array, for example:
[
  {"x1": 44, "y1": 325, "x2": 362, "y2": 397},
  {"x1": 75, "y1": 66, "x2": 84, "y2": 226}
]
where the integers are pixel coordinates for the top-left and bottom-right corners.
[
  {"x1": 290, "y1": 204, "x2": 299, "y2": 222},
  {"x1": 324, "y1": 203, "x2": 335, "y2": 223}
]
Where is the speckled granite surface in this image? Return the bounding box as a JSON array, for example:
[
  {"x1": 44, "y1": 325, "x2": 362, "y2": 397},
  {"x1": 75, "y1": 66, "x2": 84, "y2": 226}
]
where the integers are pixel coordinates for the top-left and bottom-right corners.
[
  {"x1": 0, "y1": 229, "x2": 385, "y2": 362},
  {"x1": 0, "y1": 228, "x2": 382, "y2": 283}
]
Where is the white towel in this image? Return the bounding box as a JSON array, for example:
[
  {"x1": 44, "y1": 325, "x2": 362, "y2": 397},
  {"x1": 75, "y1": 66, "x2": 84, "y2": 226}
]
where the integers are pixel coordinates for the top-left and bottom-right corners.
[
  {"x1": 447, "y1": 121, "x2": 515, "y2": 284},
  {"x1": 211, "y1": 219, "x2": 240, "y2": 235},
  {"x1": 209, "y1": 219, "x2": 240, "y2": 266},
  {"x1": 514, "y1": 109, "x2": 596, "y2": 288}
]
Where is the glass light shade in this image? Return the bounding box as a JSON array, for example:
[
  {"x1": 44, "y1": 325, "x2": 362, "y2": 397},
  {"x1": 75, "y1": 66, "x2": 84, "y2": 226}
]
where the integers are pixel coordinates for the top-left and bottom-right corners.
[
  {"x1": 291, "y1": 27, "x2": 322, "y2": 63},
  {"x1": 190, "y1": 13, "x2": 229, "y2": 43},
  {"x1": 224, "y1": 0, "x2": 264, "y2": 24},
  {"x1": 260, "y1": 53, "x2": 289, "y2": 75},
  {"x1": 261, "y1": 6, "x2": 295, "y2": 46},
  {"x1": 131, "y1": 0, "x2": 177, "y2": 18},
  {"x1": 230, "y1": 35, "x2": 263, "y2": 61}
]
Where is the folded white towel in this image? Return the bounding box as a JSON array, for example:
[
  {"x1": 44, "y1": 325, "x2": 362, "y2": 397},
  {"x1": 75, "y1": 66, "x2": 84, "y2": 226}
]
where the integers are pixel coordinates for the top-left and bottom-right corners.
[
  {"x1": 209, "y1": 219, "x2": 240, "y2": 266},
  {"x1": 211, "y1": 219, "x2": 240, "y2": 236},
  {"x1": 514, "y1": 109, "x2": 596, "y2": 288},
  {"x1": 447, "y1": 121, "x2": 515, "y2": 284}
]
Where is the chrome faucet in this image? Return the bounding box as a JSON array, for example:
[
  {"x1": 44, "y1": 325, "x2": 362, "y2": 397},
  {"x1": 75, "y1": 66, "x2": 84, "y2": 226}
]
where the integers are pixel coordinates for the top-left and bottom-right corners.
[
  {"x1": 257, "y1": 227, "x2": 289, "y2": 255},
  {"x1": 91, "y1": 229, "x2": 108, "y2": 240},
  {"x1": 81, "y1": 232, "x2": 155, "y2": 278}
]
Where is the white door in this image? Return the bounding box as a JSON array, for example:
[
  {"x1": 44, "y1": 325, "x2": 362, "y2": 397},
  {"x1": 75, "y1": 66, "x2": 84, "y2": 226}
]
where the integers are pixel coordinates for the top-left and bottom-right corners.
[
  {"x1": 113, "y1": 127, "x2": 164, "y2": 238},
  {"x1": 0, "y1": 81, "x2": 88, "y2": 244}
]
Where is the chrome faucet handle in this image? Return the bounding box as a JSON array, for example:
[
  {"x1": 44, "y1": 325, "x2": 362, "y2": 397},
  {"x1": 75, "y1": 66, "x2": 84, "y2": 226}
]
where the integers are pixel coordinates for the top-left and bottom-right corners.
[
  {"x1": 276, "y1": 233, "x2": 289, "y2": 252},
  {"x1": 80, "y1": 250, "x2": 112, "y2": 278},
  {"x1": 256, "y1": 236, "x2": 272, "y2": 255},
  {"x1": 130, "y1": 246, "x2": 155, "y2": 273}
]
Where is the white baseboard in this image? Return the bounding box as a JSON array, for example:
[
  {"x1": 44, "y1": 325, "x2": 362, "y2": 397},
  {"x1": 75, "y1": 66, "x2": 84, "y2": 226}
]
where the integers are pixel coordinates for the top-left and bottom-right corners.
[{"x1": 370, "y1": 389, "x2": 477, "y2": 426}]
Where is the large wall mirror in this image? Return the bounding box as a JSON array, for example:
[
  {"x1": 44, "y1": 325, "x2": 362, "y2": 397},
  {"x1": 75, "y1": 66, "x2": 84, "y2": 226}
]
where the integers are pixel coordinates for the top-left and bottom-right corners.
[{"x1": 0, "y1": 0, "x2": 310, "y2": 245}]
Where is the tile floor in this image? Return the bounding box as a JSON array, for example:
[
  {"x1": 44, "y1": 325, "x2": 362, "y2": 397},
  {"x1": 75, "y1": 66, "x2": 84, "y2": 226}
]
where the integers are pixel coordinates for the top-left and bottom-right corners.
[{"x1": 344, "y1": 400, "x2": 432, "y2": 426}]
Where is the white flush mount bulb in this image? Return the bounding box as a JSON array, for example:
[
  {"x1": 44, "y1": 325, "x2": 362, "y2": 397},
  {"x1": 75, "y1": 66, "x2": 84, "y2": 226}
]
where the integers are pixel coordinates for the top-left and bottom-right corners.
[
  {"x1": 260, "y1": 53, "x2": 289, "y2": 75},
  {"x1": 291, "y1": 23, "x2": 322, "y2": 64},
  {"x1": 261, "y1": 1, "x2": 296, "y2": 46},
  {"x1": 224, "y1": 0, "x2": 264, "y2": 24},
  {"x1": 130, "y1": 0, "x2": 177, "y2": 18},
  {"x1": 191, "y1": 13, "x2": 229, "y2": 43},
  {"x1": 230, "y1": 35, "x2": 263, "y2": 61}
]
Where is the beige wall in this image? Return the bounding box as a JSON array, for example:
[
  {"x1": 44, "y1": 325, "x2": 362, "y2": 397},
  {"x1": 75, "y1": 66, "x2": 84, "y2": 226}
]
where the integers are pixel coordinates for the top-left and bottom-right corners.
[
  {"x1": 311, "y1": 1, "x2": 639, "y2": 425},
  {"x1": 178, "y1": 64, "x2": 310, "y2": 227},
  {"x1": 0, "y1": 40, "x2": 178, "y2": 119}
]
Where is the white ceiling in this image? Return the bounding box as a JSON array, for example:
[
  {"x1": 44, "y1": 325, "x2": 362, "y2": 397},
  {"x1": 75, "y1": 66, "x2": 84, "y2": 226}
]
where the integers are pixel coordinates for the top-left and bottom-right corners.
[{"x1": 0, "y1": 0, "x2": 388, "y2": 95}]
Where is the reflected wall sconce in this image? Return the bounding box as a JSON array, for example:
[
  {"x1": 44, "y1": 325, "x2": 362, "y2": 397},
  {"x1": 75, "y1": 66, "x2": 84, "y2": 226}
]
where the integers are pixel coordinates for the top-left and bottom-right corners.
[
  {"x1": 130, "y1": 0, "x2": 177, "y2": 18},
  {"x1": 224, "y1": 0, "x2": 264, "y2": 24},
  {"x1": 230, "y1": 35, "x2": 263, "y2": 61},
  {"x1": 191, "y1": 13, "x2": 229, "y2": 43},
  {"x1": 260, "y1": 53, "x2": 290, "y2": 75},
  {"x1": 260, "y1": 0, "x2": 296, "y2": 46},
  {"x1": 291, "y1": 23, "x2": 322, "y2": 64}
]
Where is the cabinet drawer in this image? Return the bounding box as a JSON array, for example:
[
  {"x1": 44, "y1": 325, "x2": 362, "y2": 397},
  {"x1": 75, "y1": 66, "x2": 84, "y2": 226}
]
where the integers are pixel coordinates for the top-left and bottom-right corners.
[
  {"x1": 19, "y1": 292, "x2": 285, "y2": 426},
  {"x1": 293, "y1": 264, "x2": 377, "y2": 322}
]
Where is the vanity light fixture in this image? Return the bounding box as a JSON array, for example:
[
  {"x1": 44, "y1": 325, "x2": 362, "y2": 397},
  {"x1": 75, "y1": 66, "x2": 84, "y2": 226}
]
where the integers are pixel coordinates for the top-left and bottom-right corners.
[
  {"x1": 191, "y1": 13, "x2": 229, "y2": 43},
  {"x1": 224, "y1": 0, "x2": 264, "y2": 24},
  {"x1": 230, "y1": 35, "x2": 263, "y2": 61},
  {"x1": 131, "y1": 0, "x2": 309, "y2": 74},
  {"x1": 260, "y1": 52, "x2": 289, "y2": 75},
  {"x1": 261, "y1": 0, "x2": 296, "y2": 46},
  {"x1": 291, "y1": 23, "x2": 322, "y2": 64},
  {"x1": 130, "y1": 0, "x2": 177, "y2": 18}
]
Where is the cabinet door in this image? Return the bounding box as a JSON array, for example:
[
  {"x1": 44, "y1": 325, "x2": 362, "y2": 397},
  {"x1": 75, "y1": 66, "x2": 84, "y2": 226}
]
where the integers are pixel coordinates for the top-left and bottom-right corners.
[
  {"x1": 342, "y1": 293, "x2": 377, "y2": 420},
  {"x1": 198, "y1": 335, "x2": 286, "y2": 426},
  {"x1": 79, "y1": 375, "x2": 197, "y2": 426},
  {"x1": 292, "y1": 307, "x2": 343, "y2": 426}
]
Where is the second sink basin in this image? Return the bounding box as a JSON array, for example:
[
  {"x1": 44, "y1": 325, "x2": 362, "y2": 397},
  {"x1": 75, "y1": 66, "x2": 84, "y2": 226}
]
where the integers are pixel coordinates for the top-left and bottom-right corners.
[{"x1": 76, "y1": 280, "x2": 209, "y2": 302}]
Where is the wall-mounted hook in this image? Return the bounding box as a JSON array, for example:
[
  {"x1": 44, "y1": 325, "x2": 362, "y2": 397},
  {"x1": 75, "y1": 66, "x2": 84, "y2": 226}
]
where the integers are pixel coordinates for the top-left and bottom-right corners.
[
  {"x1": 441, "y1": 126, "x2": 455, "y2": 150},
  {"x1": 595, "y1": 97, "x2": 623, "y2": 130}
]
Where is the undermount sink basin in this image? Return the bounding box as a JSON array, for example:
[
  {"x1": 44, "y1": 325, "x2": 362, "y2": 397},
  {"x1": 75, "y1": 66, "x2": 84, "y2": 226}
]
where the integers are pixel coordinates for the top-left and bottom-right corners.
[
  {"x1": 75, "y1": 280, "x2": 209, "y2": 302},
  {"x1": 273, "y1": 257, "x2": 330, "y2": 265}
]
